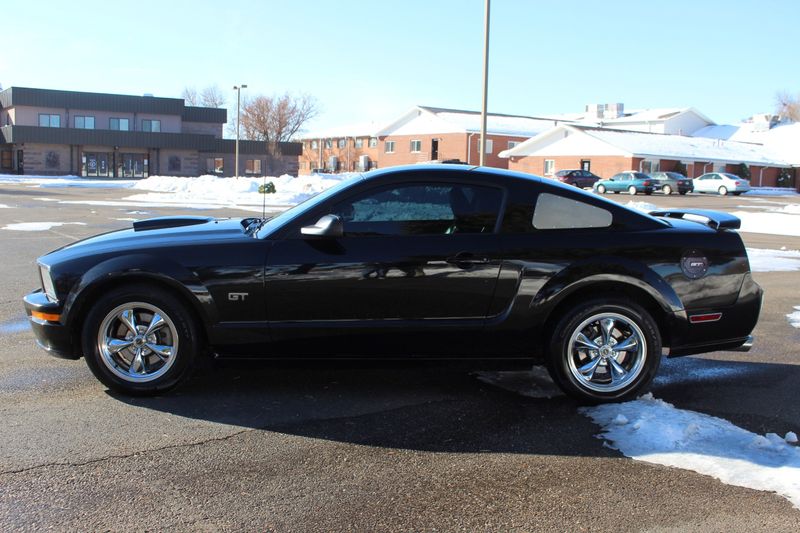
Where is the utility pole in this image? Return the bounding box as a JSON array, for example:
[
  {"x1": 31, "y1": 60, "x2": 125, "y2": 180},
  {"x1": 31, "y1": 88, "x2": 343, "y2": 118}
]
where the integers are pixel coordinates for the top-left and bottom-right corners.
[
  {"x1": 233, "y1": 84, "x2": 247, "y2": 177},
  {"x1": 479, "y1": 0, "x2": 490, "y2": 166}
]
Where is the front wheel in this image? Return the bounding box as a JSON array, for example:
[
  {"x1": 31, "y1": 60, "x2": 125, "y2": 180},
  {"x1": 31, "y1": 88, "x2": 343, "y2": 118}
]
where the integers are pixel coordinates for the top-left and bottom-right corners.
[
  {"x1": 628, "y1": 186, "x2": 637, "y2": 195},
  {"x1": 82, "y1": 285, "x2": 199, "y2": 396},
  {"x1": 597, "y1": 184, "x2": 606, "y2": 194},
  {"x1": 718, "y1": 186, "x2": 728, "y2": 196},
  {"x1": 546, "y1": 299, "x2": 662, "y2": 403},
  {"x1": 662, "y1": 185, "x2": 672, "y2": 195}
]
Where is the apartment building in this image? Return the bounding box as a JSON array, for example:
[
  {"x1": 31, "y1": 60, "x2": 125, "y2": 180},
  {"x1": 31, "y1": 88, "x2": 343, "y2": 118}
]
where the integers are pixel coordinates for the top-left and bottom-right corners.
[{"x1": 0, "y1": 87, "x2": 301, "y2": 177}]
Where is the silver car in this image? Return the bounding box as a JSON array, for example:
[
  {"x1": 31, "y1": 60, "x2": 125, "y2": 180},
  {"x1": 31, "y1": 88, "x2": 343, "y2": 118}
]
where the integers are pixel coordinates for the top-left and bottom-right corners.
[{"x1": 693, "y1": 173, "x2": 751, "y2": 196}]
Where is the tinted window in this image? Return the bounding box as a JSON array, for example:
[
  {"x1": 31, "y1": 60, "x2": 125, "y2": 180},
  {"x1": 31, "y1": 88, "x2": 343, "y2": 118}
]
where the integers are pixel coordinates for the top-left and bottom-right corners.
[
  {"x1": 532, "y1": 193, "x2": 612, "y2": 230},
  {"x1": 333, "y1": 183, "x2": 502, "y2": 236}
]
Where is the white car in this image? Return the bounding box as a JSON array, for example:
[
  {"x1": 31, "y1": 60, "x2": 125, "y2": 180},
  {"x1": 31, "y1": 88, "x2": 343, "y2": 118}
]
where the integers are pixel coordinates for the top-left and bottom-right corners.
[{"x1": 693, "y1": 173, "x2": 751, "y2": 196}]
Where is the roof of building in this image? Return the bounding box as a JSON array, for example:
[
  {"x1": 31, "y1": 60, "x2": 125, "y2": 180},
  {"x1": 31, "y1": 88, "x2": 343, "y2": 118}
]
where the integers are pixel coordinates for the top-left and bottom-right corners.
[
  {"x1": 693, "y1": 121, "x2": 800, "y2": 165},
  {"x1": 499, "y1": 124, "x2": 790, "y2": 166},
  {"x1": 543, "y1": 106, "x2": 715, "y2": 128}
]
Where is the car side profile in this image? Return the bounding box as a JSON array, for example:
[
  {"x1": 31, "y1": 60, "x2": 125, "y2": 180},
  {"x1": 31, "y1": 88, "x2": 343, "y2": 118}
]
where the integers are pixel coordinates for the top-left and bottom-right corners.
[
  {"x1": 593, "y1": 171, "x2": 655, "y2": 195},
  {"x1": 553, "y1": 169, "x2": 602, "y2": 189},
  {"x1": 24, "y1": 165, "x2": 761, "y2": 403},
  {"x1": 650, "y1": 171, "x2": 694, "y2": 195},
  {"x1": 693, "y1": 172, "x2": 751, "y2": 195}
]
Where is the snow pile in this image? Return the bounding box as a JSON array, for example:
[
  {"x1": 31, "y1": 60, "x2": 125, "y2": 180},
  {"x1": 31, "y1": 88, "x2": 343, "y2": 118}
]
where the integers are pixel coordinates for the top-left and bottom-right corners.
[
  {"x1": 746, "y1": 248, "x2": 800, "y2": 272},
  {"x1": 127, "y1": 173, "x2": 356, "y2": 209},
  {"x1": 581, "y1": 394, "x2": 800, "y2": 509},
  {"x1": 744, "y1": 188, "x2": 800, "y2": 197},
  {"x1": 0, "y1": 203, "x2": 10, "y2": 208},
  {"x1": 2, "y1": 222, "x2": 87, "y2": 231},
  {"x1": 624, "y1": 201, "x2": 659, "y2": 212},
  {"x1": 787, "y1": 306, "x2": 800, "y2": 329},
  {"x1": 0, "y1": 175, "x2": 136, "y2": 188},
  {"x1": 731, "y1": 210, "x2": 800, "y2": 237}
]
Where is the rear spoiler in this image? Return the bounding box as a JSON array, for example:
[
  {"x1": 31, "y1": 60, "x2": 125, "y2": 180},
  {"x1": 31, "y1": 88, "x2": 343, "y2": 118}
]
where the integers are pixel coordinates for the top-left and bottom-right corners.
[{"x1": 649, "y1": 209, "x2": 741, "y2": 230}]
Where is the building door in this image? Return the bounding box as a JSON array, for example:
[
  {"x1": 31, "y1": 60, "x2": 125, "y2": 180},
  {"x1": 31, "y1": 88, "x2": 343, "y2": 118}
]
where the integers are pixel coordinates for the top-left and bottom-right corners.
[
  {"x1": 581, "y1": 159, "x2": 591, "y2": 172},
  {"x1": 431, "y1": 139, "x2": 439, "y2": 161},
  {"x1": 16, "y1": 150, "x2": 23, "y2": 175}
]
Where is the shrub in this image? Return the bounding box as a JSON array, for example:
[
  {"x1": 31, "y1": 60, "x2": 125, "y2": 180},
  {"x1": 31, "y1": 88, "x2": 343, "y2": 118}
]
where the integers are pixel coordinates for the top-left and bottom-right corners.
[
  {"x1": 776, "y1": 169, "x2": 794, "y2": 188},
  {"x1": 737, "y1": 163, "x2": 751, "y2": 180},
  {"x1": 672, "y1": 161, "x2": 687, "y2": 177},
  {"x1": 259, "y1": 182, "x2": 276, "y2": 194}
]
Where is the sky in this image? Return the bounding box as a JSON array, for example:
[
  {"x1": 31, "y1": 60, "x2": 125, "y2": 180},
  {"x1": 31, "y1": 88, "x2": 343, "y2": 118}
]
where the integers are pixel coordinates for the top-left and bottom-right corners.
[{"x1": 3, "y1": 0, "x2": 799, "y2": 136}]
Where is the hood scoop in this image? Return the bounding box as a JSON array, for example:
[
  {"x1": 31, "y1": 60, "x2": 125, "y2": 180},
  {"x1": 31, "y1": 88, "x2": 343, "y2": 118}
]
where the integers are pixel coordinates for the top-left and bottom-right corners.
[{"x1": 133, "y1": 216, "x2": 214, "y2": 231}]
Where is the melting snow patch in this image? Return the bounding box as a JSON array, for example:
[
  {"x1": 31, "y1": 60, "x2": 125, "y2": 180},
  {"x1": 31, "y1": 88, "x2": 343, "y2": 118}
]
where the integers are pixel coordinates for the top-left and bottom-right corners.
[
  {"x1": 731, "y1": 211, "x2": 800, "y2": 237},
  {"x1": 2, "y1": 222, "x2": 87, "y2": 231},
  {"x1": 787, "y1": 306, "x2": 800, "y2": 329},
  {"x1": 0, "y1": 203, "x2": 11, "y2": 208},
  {"x1": 624, "y1": 201, "x2": 659, "y2": 212},
  {"x1": 581, "y1": 394, "x2": 800, "y2": 508},
  {"x1": 746, "y1": 248, "x2": 800, "y2": 272}
]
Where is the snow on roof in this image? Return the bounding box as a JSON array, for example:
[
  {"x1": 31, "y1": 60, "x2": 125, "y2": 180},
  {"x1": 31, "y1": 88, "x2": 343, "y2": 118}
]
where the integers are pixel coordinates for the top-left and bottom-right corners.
[
  {"x1": 500, "y1": 124, "x2": 791, "y2": 166},
  {"x1": 694, "y1": 122, "x2": 800, "y2": 165},
  {"x1": 301, "y1": 120, "x2": 384, "y2": 140},
  {"x1": 545, "y1": 107, "x2": 713, "y2": 126}
]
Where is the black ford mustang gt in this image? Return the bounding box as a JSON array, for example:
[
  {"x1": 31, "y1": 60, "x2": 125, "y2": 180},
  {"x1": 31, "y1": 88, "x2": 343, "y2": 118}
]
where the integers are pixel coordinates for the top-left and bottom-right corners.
[{"x1": 24, "y1": 165, "x2": 762, "y2": 402}]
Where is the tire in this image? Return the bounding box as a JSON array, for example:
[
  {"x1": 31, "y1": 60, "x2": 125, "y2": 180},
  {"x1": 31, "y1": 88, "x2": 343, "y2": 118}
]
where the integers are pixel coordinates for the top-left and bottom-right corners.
[
  {"x1": 662, "y1": 185, "x2": 672, "y2": 195},
  {"x1": 718, "y1": 186, "x2": 728, "y2": 196},
  {"x1": 597, "y1": 184, "x2": 606, "y2": 194},
  {"x1": 679, "y1": 191, "x2": 687, "y2": 195},
  {"x1": 546, "y1": 298, "x2": 662, "y2": 403},
  {"x1": 81, "y1": 284, "x2": 199, "y2": 396},
  {"x1": 628, "y1": 186, "x2": 637, "y2": 195},
  {"x1": 733, "y1": 192, "x2": 742, "y2": 196}
]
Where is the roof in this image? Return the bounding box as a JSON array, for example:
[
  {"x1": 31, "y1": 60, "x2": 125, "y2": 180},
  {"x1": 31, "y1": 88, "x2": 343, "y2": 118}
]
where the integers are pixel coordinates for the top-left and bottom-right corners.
[
  {"x1": 693, "y1": 121, "x2": 800, "y2": 165},
  {"x1": 499, "y1": 124, "x2": 790, "y2": 167},
  {"x1": 544, "y1": 107, "x2": 715, "y2": 128}
]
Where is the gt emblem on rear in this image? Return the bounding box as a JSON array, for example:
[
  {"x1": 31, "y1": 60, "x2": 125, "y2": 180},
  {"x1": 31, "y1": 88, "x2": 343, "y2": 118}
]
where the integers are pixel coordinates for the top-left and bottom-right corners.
[
  {"x1": 228, "y1": 292, "x2": 249, "y2": 301},
  {"x1": 681, "y1": 250, "x2": 709, "y2": 279}
]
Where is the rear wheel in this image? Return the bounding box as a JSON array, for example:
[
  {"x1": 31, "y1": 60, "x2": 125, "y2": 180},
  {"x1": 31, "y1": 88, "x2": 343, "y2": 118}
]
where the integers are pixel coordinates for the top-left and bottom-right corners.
[
  {"x1": 718, "y1": 186, "x2": 728, "y2": 196},
  {"x1": 82, "y1": 285, "x2": 198, "y2": 396},
  {"x1": 597, "y1": 184, "x2": 606, "y2": 194},
  {"x1": 662, "y1": 185, "x2": 672, "y2": 195},
  {"x1": 733, "y1": 192, "x2": 742, "y2": 196},
  {"x1": 547, "y1": 299, "x2": 661, "y2": 403},
  {"x1": 628, "y1": 186, "x2": 637, "y2": 195},
  {"x1": 679, "y1": 191, "x2": 688, "y2": 195}
]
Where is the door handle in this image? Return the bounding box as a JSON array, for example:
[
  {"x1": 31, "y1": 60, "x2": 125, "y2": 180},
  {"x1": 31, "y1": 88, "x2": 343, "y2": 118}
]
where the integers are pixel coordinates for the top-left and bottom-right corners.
[{"x1": 446, "y1": 252, "x2": 490, "y2": 268}]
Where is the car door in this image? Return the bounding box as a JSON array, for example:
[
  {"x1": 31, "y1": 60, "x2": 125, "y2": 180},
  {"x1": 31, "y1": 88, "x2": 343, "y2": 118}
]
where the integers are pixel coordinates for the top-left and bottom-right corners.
[{"x1": 264, "y1": 177, "x2": 506, "y2": 357}]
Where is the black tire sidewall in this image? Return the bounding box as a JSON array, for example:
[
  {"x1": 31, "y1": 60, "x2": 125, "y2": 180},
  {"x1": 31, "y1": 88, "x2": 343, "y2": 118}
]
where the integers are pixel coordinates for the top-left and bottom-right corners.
[
  {"x1": 547, "y1": 299, "x2": 661, "y2": 403},
  {"x1": 82, "y1": 285, "x2": 197, "y2": 396}
]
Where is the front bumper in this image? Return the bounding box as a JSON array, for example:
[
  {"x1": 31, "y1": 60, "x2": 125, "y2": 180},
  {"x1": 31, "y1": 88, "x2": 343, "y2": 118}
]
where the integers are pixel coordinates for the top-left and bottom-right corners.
[{"x1": 23, "y1": 290, "x2": 79, "y2": 360}]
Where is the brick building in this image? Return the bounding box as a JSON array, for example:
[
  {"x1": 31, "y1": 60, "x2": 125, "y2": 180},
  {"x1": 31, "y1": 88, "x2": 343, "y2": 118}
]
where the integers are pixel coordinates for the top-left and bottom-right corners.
[
  {"x1": 297, "y1": 106, "x2": 564, "y2": 173},
  {"x1": 0, "y1": 87, "x2": 301, "y2": 177},
  {"x1": 500, "y1": 124, "x2": 795, "y2": 187}
]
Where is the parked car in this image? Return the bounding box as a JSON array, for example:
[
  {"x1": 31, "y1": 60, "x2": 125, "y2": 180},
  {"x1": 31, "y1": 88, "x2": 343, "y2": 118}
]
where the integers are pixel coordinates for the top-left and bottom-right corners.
[
  {"x1": 650, "y1": 171, "x2": 694, "y2": 195},
  {"x1": 24, "y1": 165, "x2": 761, "y2": 403},
  {"x1": 693, "y1": 172, "x2": 751, "y2": 196},
  {"x1": 553, "y1": 169, "x2": 602, "y2": 188},
  {"x1": 593, "y1": 171, "x2": 655, "y2": 195}
]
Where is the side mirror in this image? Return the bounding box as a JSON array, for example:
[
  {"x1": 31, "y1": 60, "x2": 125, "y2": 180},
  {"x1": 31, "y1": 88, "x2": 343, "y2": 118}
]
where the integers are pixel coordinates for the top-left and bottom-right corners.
[{"x1": 301, "y1": 214, "x2": 343, "y2": 238}]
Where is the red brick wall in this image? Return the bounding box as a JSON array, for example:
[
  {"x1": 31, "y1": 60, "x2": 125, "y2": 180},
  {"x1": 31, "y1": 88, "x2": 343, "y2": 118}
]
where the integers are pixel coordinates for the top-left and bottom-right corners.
[
  {"x1": 507, "y1": 155, "x2": 637, "y2": 179},
  {"x1": 297, "y1": 136, "x2": 381, "y2": 173}
]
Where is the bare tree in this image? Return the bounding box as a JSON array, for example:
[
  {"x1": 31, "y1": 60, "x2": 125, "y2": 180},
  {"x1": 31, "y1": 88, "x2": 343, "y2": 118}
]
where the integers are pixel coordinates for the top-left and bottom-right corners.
[
  {"x1": 239, "y1": 92, "x2": 319, "y2": 143},
  {"x1": 775, "y1": 91, "x2": 800, "y2": 122},
  {"x1": 200, "y1": 84, "x2": 225, "y2": 108},
  {"x1": 182, "y1": 86, "x2": 199, "y2": 106}
]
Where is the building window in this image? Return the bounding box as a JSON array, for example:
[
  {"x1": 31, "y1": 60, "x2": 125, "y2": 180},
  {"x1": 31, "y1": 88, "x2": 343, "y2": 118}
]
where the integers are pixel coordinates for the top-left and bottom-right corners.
[
  {"x1": 508, "y1": 141, "x2": 519, "y2": 149},
  {"x1": 385, "y1": 140, "x2": 395, "y2": 153},
  {"x1": 311, "y1": 140, "x2": 319, "y2": 149},
  {"x1": 484, "y1": 139, "x2": 493, "y2": 154},
  {"x1": 1, "y1": 151, "x2": 12, "y2": 169},
  {"x1": 337, "y1": 138, "x2": 346, "y2": 149},
  {"x1": 245, "y1": 159, "x2": 262, "y2": 174},
  {"x1": 369, "y1": 137, "x2": 378, "y2": 148},
  {"x1": 544, "y1": 159, "x2": 555, "y2": 176},
  {"x1": 110, "y1": 118, "x2": 130, "y2": 131},
  {"x1": 168, "y1": 156, "x2": 181, "y2": 172},
  {"x1": 74, "y1": 116, "x2": 95, "y2": 129},
  {"x1": 38, "y1": 114, "x2": 60, "y2": 128},
  {"x1": 206, "y1": 157, "x2": 224, "y2": 174},
  {"x1": 410, "y1": 140, "x2": 422, "y2": 153},
  {"x1": 325, "y1": 139, "x2": 332, "y2": 149},
  {"x1": 142, "y1": 119, "x2": 161, "y2": 132},
  {"x1": 355, "y1": 138, "x2": 363, "y2": 149}
]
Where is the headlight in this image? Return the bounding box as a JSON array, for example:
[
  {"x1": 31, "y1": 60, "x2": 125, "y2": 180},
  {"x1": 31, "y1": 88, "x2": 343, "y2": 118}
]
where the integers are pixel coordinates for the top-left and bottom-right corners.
[{"x1": 39, "y1": 263, "x2": 58, "y2": 303}]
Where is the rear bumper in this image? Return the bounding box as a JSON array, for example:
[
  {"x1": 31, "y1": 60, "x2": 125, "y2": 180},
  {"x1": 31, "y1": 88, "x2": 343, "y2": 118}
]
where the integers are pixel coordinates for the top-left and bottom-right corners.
[
  {"x1": 23, "y1": 290, "x2": 79, "y2": 360},
  {"x1": 668, "y1": 274, "x2": 762, "y2": 358}
]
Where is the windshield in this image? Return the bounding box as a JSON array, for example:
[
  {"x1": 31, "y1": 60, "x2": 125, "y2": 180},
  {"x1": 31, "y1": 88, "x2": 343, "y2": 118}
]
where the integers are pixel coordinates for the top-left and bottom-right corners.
[{"x1": 256, "y1": 174, "x2": 364, "y2": 238}]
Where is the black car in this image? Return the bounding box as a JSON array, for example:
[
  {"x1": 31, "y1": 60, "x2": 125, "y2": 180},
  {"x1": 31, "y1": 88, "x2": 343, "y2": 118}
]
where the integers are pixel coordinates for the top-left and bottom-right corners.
[
  {"x1": 650, "y1": 171, "x2": 694, "y2": 195},
  {"x1": 554, "y1": 169, "x2": 602, "y2": 188},
  {"x1": 24, "y1": 165, "x2": 762, "y2": 402}
]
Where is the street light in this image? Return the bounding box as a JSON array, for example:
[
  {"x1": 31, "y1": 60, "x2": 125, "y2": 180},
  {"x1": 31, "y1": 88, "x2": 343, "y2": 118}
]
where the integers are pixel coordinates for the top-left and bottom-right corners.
[{"x1": 233, "y1": 84, "x2": 247, "y2": 177}]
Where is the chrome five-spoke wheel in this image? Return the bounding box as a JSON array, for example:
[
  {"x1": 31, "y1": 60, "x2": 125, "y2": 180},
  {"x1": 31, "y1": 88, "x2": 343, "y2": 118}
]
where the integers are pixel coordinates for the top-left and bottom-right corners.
[
  {"x1": 566, "y1": 312, "x2": 646, "y2": 393},
  {"x1": 97, "y1": 302, "x2": 179, "y2": 383}
]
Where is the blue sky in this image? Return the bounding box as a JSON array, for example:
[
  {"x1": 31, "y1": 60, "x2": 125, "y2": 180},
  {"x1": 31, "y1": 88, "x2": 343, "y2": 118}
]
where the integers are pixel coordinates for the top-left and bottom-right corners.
[{"x1": 3, "y1": 0, "x2": 799, "y2": 133}]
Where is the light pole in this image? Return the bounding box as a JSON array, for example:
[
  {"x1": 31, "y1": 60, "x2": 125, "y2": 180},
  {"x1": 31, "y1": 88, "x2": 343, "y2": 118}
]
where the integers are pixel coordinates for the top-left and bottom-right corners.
[
  {"x1": 233, "y1": 84, "x2": 247, "y2": 177},
  {"x1": 479, "y1": 0, "x2": 490, "y2": 167}
]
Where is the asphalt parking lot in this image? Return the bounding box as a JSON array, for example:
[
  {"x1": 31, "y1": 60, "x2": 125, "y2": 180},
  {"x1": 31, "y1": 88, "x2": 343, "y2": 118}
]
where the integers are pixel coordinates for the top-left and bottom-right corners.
[{"x1": 1, "y1": 182, "x2": 799, "y2": 531}]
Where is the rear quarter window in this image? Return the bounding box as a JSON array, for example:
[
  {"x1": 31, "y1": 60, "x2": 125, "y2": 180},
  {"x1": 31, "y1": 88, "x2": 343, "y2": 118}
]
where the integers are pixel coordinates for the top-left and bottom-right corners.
[{"x1": 532, "y1": 193, "x2": 613, "y2": 230}]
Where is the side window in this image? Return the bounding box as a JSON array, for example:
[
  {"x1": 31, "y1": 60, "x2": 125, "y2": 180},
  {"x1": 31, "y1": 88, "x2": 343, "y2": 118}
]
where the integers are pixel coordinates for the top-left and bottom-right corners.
[
  {"x1": 332, "y1": 183, "x2": 502, "y2": 236},
  {"x1": 532, "y1": 193, "x2": 612, "y2": 230}
]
